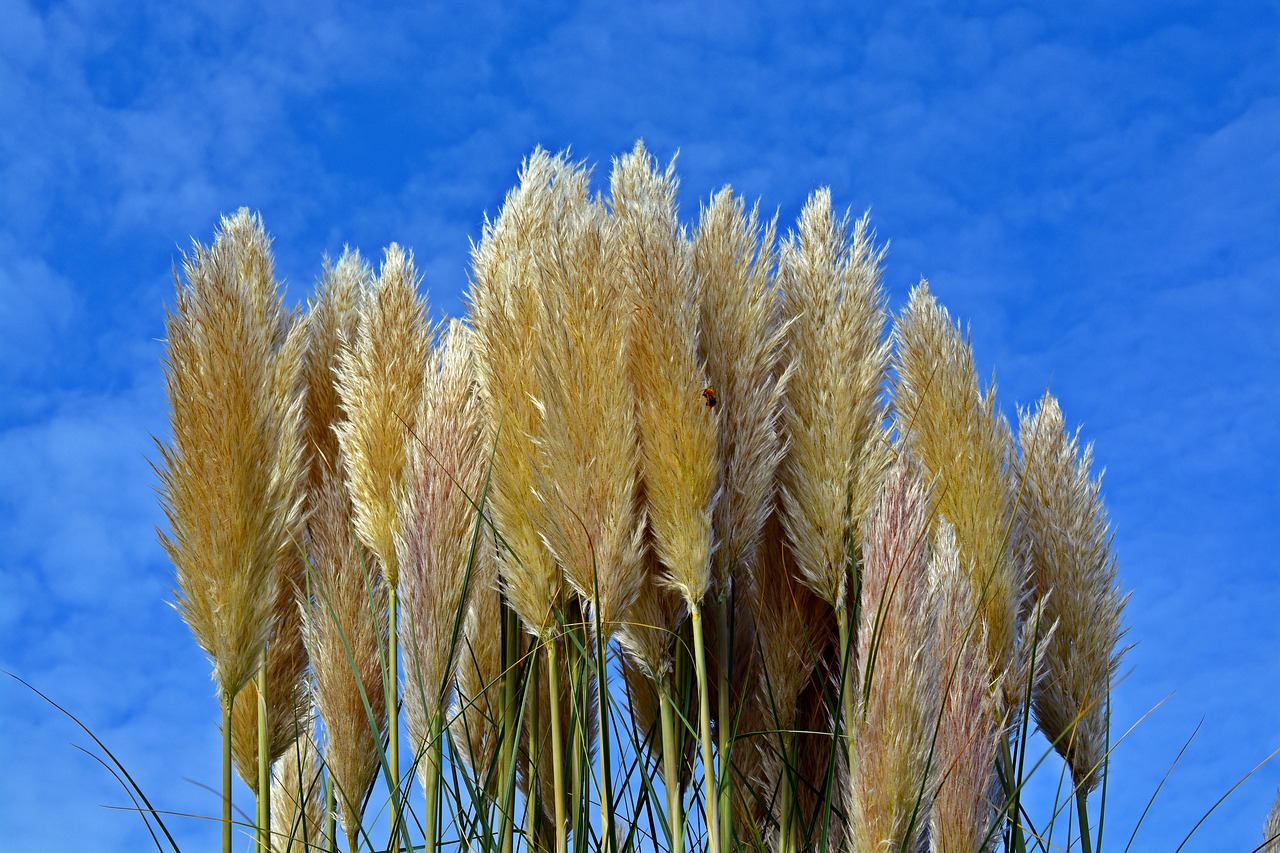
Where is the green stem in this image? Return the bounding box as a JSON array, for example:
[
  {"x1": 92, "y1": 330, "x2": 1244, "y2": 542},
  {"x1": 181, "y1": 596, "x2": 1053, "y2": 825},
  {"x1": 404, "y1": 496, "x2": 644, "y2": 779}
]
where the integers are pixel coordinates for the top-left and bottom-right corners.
[
  {"x1": 659, "y1": 684, "x2": 684, "y2": 853},
  {"x1": 777, "y1": 729, "x2": 794, "y2": 853},
  {"x1": 836, "y1": 607, "x2": 855, "y2": 790},
  {"x1": 527, "y1": 648, "x2": 544, "y2": 851},
  {"x1": 1076, "y1": 786, "x2": 1094, "y2": 853},
  {"x1": 546, "y1": 636, "x2": 569, "y2": 853},
  {"x1": 424, "y1": 712, "x2": 442, "y2": 853},
  {"x1": 501, "y1": 603, "x2": 518, "y2": 853},
  {"x1": 223, "y1": 691, "x2": 234, "y2": 853},
  {"x1": 388, "y1": 585, "x2": 401, "y2": 853},
  {"x1": 689, "y1": 603, "x2": 720, "y2": 853},
  {"x1": 257, "y1": 658, "x2": 271, "y2": 853},
  {"x1": 595, "y1": 621, "x2": 615, "y2": 853},
  {"x1": 716, "y1": 597, "x2": 732, "y2": 853},
  {"x1": 1000, "y1": 734, "x2": 1027, "y2": 853},
  {"x1": 324, "y1": 771, "x2": 336, "y2": 853}
]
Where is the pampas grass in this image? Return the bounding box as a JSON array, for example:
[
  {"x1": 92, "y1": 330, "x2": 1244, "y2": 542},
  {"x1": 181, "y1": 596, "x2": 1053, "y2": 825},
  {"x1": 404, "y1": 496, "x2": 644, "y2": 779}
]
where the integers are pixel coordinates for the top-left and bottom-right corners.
[
  {"x1": 157, "y1": 208, "x2": 308, "y2": 853},
  {"x1": 148, "y1": 146, "x2": 1157, "y2": 853},
  {"x1": 847, "y1": 462, "x2": 939, "y2": 853}
]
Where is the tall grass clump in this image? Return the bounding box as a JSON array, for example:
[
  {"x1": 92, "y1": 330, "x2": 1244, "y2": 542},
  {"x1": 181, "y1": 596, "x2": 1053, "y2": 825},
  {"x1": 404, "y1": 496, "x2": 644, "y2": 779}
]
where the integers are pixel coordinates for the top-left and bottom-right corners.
[{"x1": 147, "y1": 143, "x2": 1177, "y2": 853}]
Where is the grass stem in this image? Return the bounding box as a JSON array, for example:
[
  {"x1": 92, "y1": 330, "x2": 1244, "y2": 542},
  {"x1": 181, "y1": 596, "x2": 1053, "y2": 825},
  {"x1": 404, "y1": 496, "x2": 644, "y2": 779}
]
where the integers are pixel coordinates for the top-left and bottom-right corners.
[
  {"x1": 658, "y1": 685, "x2": 684, "y2": 853},
  {"x1": 257, "y1": 659, "x2": 270, "y2": 853},
  {"x1": 546, "y1": 636, "x2": 569, "y2": 853},
  {"x1": 836, "y1": 606, "x2": 855, "y2": 796},
  {"x1": 1076, "y1": 786, "x2": 1094, "y2": 853},
  {"x1": 689, "y1": 603, "x2": 720, "y2": 853},
  {"x1": 389, "y1": 585, "x2": 401, "y2": 853},
  {"x1": 716, "y1": 598, "x2": 732, "y2": 853},
  {"x1": 223, "y1": 691, "x2": 234, "y2": 853}
]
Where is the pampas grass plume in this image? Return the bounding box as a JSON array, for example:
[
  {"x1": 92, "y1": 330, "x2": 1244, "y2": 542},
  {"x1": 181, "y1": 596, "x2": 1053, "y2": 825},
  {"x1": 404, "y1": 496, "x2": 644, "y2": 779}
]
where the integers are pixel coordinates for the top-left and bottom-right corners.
[
  {"x1": 1017, "y1": 392, "x2": 1128, "y2": 792},
  {"x1": 849, "y1": 462, "x2": 940, "y2": 853},
  {"x1": 777, "y1": 191, "x2": 889, "y2": 613},
  {"x1": 929, "y1": 520, "x2": 1001, "y2": 853},
  {"x1": 335, "y1": 243, "x2": 431, "y2": 588},
  {"x1": 158, "y1": 207, "x2": 307, "y2": 707}
]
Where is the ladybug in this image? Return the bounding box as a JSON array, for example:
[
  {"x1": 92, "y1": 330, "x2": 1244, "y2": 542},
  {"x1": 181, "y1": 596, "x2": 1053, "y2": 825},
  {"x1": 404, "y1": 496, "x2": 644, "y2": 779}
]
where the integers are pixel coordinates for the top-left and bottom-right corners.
[{"x1": 702, "y1": 387, "x2": 717, "y2": 409}]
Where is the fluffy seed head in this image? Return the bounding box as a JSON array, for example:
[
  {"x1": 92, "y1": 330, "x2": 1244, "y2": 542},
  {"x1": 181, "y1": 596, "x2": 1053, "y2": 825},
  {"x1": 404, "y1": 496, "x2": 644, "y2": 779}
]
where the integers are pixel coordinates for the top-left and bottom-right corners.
[
  {"x1": 613, "y1": 141, "x2": 719, "y2": 607},
  {"x1": 1017, "y1": 392, "x2": 1128, "y2": 792},
  {"x1": 694, "y1": 188, "x2": 788, "y2": 599},
  {"x1": 335, "y1": 244, "x2": 431, "y2": 588},
  {"x1": 303, "y1": 249, "x2": 369, "y2": 490},
  {"x1": 466, "y1": 150, "x2": 579, "y2": 639},
  {"x1": 158, "y1": 208, "x2": 307, "y2": 703},
  {"x1": 398, "y1": 321, "x2": 489, "y2": 769},
  {"x1": 530, "y1": 169, "x2": 644, "y2": 635},
  {"x1": 849, "y1": 462, "x2": 940, "y2": 853},
  {"x1": 777, "y1": 191, "x2": 890, "y2": 612},
  {"x1": 269, "y1": 725, "x2": 328, "y2": 853},
  {"x1": 304, "y1": 467, "x2": 388, "y2": 840},
  {"x1": 929, "y1": 520, "x2": 1002, "y2": 853},
  {"x1": 892, "y1": 282, "x2": 1026, "y2": 717}
]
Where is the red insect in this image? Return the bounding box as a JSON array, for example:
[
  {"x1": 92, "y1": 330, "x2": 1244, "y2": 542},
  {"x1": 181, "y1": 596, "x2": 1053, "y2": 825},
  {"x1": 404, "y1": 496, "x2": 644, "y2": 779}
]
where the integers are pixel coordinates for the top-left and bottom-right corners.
[{"x1": 702, "y1": 387, "x2": 718, "y2": 408}]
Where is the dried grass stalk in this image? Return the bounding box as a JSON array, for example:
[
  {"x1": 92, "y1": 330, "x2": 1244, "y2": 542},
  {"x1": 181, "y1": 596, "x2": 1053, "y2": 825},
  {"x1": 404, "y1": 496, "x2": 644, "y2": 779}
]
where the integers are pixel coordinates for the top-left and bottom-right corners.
[
  {"x1": 848, "y1": 462, "x2": 940, "y2": 853},
  {"x1": 305, "y1": 467, "x2": 388, "y2": 844},
  {"x1": 929, "y1": 520, "x2": 1001, "y2": 853},
  {"x1": 777, "y1": 191, "x2": 889, "y2": 613},
  {"x1": 531, "y1": 172, "x2": 645, "y2": 635},
  {"x1": 467, "y1": 149, "x2": 580, "y2": 639},
  {"x1": 892, "y1": 282, "x2": 1028, "y2": 716},
  {"x1": 693, "y1": 188, "x2": 788, "y2": 599},
  {"x1": 303, "y1": 249, "x2": 369, "y2": 489},
  {"x1": 612, "y1": 141, "x2": 718, "y2": 608},
  {"x1": 335, "y1": 243, "x2": 431, "y2": 588},
  {"x1": 1017, "y1": 392, "x2": 1128, "y2": 792},
  {"x1": 158, "y1": 207, "x2": 307, "y2": 708},
  {"x1": 398, "y1": 321, "x2": 487, "y2": 774}
]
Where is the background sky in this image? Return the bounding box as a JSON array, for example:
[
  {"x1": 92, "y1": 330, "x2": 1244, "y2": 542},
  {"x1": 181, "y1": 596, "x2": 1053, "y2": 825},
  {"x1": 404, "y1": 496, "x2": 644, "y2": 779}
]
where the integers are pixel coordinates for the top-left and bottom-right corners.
[{"x1": 1, "y1": 1, "x2": 1276, "y2": 851}]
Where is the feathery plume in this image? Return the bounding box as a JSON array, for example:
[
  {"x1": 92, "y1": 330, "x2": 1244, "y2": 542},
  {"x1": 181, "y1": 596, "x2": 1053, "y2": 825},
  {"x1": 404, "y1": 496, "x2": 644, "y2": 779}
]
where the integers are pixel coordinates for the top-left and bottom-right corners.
[
  {"x1": 777, "y1": 191, "x2": 890, "y2": 613},
  {"x1": 304, "y1": 467, "x2": 388, "y2": 845},
  {"x1": 158, "y1": 207, "x2": 307, "y2": 708},
  {"x1": 1017, "y1": 392, "x2": 1128, "y2": 792},
  {"x1": 530, "y1": 174, "x2": 644, "y2": 635},
  {"x1": 398, "y1": 321, "x2": 488, "y2": 782},
  {"x1": 848, "y1": 462, "x2": 940, "y2": 853},
  {"x1": 892, "y1": 281, "x2": 1027, "y2": 716},
  {"x1": 693, "y1": 188, "x2": 788, "y2": 598},
  {"x1": 467, "y1": 149, "x2": 581, "y2": 639},
  {"x1": 335, "y1": 243, "x2": 431, "y2": 588},
  {"x1": 929, "y1": 520, "x2": 1002, "y2": 853},
  {"x1": 613, "y1": 141, "x2": 719, "y2": 607},
  {"x1": 303, "y1": 250, "x2": 369, "y2": 489}
]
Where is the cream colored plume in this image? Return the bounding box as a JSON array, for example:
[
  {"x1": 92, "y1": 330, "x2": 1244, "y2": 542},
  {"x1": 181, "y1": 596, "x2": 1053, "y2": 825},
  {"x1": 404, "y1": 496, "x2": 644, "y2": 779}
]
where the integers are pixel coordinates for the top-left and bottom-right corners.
[
  {"x1": 777, "y1": 191, "x2": 890, "y2": 612},
  {"x1": 848, "y1": 462, "x2": 940, "y2": 853},
  {"x1": 693, "y1": 187, "x2": 788, "y2": 598},
  {"x1": 158, "y1": 208, "x2": 308, "y2": 707},
  {"x1": 398, "y1": 321, "x2": 489, "y2": 775},
  {"x1": 1265, "y1": 785, "x2": 1280, "y2": 852},
  {"x1": 530, "y1": 170, "x2": 645, "y2": 635},
  {"x1": 303, "y1": 249, "x2": 369, "y2": 489},
  {"x1": 304, "y1": 467, "x2": 388, "y2": 844},
  {"x1": 1017, "y1": 392, "x2": 1128, "y2": 792},
  {"x1": 892, "y1": 281, "x2": 1027, "y2": 717},
  {"x1": 466, "y1": 149, "x2": 584, "y2": 639},
  {"x1": 929, "y1": 521, "x2": 1001, "y2": 853},
  {"x1": 334, "y1": 244, "x2": 431, "y2": 589},
  {"x1": 611, "y1": 141, "x2": 719, "y2": 608}
]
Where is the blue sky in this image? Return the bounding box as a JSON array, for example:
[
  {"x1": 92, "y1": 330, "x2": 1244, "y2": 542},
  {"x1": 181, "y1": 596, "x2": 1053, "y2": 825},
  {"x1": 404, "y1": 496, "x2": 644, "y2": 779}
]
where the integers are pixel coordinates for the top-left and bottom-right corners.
[{"x1": 1, "y1": 1, "x2": 1276, "y2": 850}]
